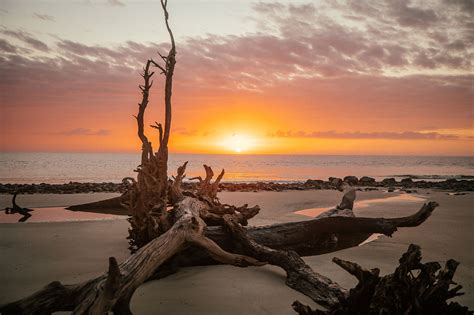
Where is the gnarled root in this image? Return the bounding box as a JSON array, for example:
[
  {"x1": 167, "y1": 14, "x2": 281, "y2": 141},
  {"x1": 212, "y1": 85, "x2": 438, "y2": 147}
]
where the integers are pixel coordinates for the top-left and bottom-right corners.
[
  {"x1": 222, "y1": 215, "x2": 346, "y2": 309},
  {"x1": 293, "y1": 244, "x2": 471, "y2": 315}
]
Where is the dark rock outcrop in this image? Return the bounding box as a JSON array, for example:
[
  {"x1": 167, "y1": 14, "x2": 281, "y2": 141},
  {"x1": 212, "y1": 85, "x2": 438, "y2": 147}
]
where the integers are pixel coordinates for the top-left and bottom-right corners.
[
  {"x1": 1, "y1": 177, "x2": 473, "y2": 195},
  {"x1": 381, "y1": 178, "x2": 397, "y2": 186},
  {"x1": 359, "y1": 176, "x2": 376, "y2": 185},
  {"x1": 343, "y1": 176, "x2": 358, "y2": 185}
]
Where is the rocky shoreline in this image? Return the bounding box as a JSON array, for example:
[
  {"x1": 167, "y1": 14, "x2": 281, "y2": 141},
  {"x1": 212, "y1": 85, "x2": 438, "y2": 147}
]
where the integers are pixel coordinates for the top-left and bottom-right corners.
[{"x1": 0, "y1": 176, "x2": 473, "y2": 194}]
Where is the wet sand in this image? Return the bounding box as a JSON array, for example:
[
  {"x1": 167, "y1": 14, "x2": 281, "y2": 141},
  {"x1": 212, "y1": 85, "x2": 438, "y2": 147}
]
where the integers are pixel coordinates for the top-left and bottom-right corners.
[{"x1": 0, "y1": 189, "x2": 472, "y2": 313}]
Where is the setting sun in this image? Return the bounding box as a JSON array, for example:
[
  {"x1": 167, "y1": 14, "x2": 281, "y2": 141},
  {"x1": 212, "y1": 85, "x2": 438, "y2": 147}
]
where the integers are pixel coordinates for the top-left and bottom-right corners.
[{"x1": 221, "y1": 134, "x2": 256, "y2": 154}]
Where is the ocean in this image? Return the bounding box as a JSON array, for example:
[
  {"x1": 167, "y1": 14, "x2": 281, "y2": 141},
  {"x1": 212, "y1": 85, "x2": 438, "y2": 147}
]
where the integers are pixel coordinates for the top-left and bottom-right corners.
[{"x1": 0, "y1": 152, "x2": 473, "y2": 184}]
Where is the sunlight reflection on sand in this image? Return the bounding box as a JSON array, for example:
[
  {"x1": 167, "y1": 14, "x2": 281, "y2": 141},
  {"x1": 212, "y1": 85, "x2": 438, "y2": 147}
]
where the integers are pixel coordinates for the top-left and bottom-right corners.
[{"x1": 295, "y1": 193, "x2": 426, "y2": 217}]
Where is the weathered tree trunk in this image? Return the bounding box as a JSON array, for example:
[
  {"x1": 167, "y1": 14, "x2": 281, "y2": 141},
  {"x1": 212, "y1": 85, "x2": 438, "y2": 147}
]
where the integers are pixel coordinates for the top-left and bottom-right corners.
[
  {"x1": 2, "y1": 2, "x2": 470, "y2": 314},
  {"x1": 0, "y1": 196, "x2": 263, "y2": 315}
]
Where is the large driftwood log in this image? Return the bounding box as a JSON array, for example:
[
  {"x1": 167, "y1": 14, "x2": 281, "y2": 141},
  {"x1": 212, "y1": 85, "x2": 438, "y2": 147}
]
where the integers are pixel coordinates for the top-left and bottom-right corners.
[
  {"x1": 0, "y1": 197, "x2": 263, "y2": 315},
  {"x1": 164, "y1": 196, "x2": 439, "y2": 268}
]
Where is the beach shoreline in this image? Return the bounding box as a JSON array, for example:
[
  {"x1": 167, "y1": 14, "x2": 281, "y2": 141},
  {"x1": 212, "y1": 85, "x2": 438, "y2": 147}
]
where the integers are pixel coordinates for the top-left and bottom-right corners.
[
  {"x1": 1, "y1": 175, "x2": 473, "y2": 196},
  {"x1": 1, "y1": 189, "x2": 472, "y2": 313}
]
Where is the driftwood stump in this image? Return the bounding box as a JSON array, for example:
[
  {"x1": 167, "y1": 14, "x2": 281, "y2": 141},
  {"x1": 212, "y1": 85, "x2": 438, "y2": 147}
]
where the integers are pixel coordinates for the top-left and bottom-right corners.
[
  {"x1": 3, "y1": 192, "x2": 33, "y2": 222},
  {"x1": 292, "y1": 244, "x2": 471, "y2": 315}
]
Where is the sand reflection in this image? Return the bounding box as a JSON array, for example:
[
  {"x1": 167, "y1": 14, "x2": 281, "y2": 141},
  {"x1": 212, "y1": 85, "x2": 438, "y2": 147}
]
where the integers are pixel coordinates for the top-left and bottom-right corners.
[{"x1": 295, "y1": 193, "x2": 426, "y2": 217}]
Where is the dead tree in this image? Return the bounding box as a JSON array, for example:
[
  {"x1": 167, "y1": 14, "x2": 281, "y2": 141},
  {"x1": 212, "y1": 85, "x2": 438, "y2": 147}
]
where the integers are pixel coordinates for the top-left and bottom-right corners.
[
  {"x1": 1, "y1": 2, "x2": 470, "y2": 314},
  {"x1": 122, "y1": 0, "x2": 177, "y2": 250}
]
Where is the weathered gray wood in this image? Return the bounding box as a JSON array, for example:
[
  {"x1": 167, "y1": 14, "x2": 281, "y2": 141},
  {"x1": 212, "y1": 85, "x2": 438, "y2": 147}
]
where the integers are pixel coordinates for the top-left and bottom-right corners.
[
  {"x1": 66, "y1": 196, "x2": 124, "y2": 213},
  {"x1": 0, "y1": 197, "x2": 263, "y2": 315},
  {"x1": 203, "y1": 201, "x2": 439, "y2": 257},
  {"x1": 4, "y1": 192, "x2": 34, "y2": 222},
  {"x1": 293, "y1": 244, "x2": 471, "y2": 315},
  {"x1": 223, "y1": 215, "x2": 346, "y2": 309}
]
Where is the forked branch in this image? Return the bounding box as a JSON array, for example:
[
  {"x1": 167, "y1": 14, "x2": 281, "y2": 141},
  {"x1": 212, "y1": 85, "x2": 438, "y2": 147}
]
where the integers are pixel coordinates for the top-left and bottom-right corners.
[{"x1": 126, "y1": 0, "x2": 178, "y2": 251}]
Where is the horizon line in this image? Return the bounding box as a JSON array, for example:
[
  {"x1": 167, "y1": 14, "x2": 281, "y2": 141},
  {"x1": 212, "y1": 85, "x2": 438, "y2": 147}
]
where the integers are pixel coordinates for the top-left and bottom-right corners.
[{"x1": 1, "y1": 151, "x2": 473, "y2": 158}]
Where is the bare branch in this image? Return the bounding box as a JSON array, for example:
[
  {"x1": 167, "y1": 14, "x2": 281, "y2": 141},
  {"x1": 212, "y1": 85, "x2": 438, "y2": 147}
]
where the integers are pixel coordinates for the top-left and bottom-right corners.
[
  {"x1": 170, "y1": 161, "x2": 188, "y2": 203},
  {"x1": 136, "y1": 60, "x2": 154, "y2": 165},
  {"x1": 159, "y1": 0, "x2": 176, "y2": 150}
]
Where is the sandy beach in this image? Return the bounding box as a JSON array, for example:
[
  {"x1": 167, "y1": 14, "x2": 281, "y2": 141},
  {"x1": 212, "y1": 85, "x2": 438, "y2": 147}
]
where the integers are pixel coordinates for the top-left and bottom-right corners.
[{"x1": 0, "y1": 189, "x2": 472, "y2": 313}]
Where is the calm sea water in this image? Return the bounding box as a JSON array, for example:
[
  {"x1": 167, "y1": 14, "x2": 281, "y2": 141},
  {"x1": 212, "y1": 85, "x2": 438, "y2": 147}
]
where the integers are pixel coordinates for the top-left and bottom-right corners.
[{"x1": 0, "y1": 153, "x2": 473, "y2": 184}]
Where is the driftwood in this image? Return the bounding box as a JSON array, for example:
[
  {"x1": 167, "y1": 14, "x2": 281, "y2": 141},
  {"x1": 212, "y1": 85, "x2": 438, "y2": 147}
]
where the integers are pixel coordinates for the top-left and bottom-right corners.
[
  {"x1": 0, "y1": 170, "x2": 449, "y2": 315},
  {"x1": 1, "y1": 2, "x2": 471, "y2": 314},
  {"x1": 3, "y1": 192, "x2": 34, "y2": 222},
  {"x1": 66, "y1": 196, "x2": 123, "y2": 213},
  {"x1": 0, "y1": 196, "x2": 263, "y2": 315},
  {"x1": 292, "y1": 244, "x2": 471, "y2": 315}
]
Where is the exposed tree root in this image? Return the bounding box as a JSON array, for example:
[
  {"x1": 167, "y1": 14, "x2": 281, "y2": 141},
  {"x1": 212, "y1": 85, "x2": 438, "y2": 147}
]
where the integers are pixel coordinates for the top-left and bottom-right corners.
[{"x1": 292, "y1": 244, "x2": 472, "y2": 315}]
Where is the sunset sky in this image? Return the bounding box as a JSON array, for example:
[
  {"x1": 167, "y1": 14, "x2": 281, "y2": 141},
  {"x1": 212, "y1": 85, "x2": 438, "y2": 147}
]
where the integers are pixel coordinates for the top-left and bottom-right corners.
[{"x1": 1, "y1": 0, "x2": 473, "y2": 155}]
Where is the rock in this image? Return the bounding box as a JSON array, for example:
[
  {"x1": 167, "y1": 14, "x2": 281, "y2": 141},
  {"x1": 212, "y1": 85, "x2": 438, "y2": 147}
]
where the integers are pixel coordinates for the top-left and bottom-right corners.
[
  {"x1": 304, "y1": 179, "x2": 323, "y2": 188},
  {"x1": 388, "y1": 187, "x2": 395, "y2": 192},
  {"x1": 328, "y1": 177, "x2": 343, "y2": 189},
  {"x1": 359, "y1": 176, "x2": 376, "y2": 185},
  {"x1": 0, "y1": 177, "x2": 471, "y2": 194},
  {"x1": 382, "y1": 178, "x2": 397, "y2": 186},
  {"x1": 401, "y1": 178, "x2": 414, "y2": 187},
  {"x1": 446, "y1": 178, "x2": 458, "y2": 184},
  {"x1": 343, "y1": 176, "x2": 358, "y2": 185}
]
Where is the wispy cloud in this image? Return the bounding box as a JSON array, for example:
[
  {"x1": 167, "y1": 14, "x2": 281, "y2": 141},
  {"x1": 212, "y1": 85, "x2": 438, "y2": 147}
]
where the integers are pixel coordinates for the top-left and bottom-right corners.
[
  {"x1": 268, "y1": 130, "x2": 462, "y2": 140},
  {"x1": 33, "y1": 13, "x2": 55, "y2": 22},
  {"x1": 1, "y1": 29, "x2": 49, "y2": 52},
  {"x1": 0, "y1": 39, "x2": 18, "y2": 53},
  {"x1": 59, "y1": 128, "x2": 110, "y2": 136},
  {"x1": 107, "y1": 0, "x2": 125, "y2": 7}
]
